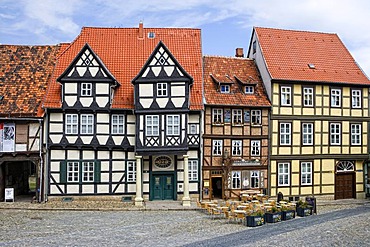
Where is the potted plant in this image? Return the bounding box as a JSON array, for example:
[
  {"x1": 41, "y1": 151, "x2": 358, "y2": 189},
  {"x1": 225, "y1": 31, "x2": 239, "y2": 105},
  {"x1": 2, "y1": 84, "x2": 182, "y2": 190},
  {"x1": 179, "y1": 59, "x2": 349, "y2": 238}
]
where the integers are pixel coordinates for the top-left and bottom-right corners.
[
  {"x1": 281, "y1": 204, "x2": 296, "y2": 221},
  {"x1": 296, "y1": 200, "x2": 313, "y2": 217},
  {"x1": 246, "y1": 209, "x2": 265, "y2": 227},
  {"x1": 265, "y1": 206, "x2": 282, "y2": 223}
]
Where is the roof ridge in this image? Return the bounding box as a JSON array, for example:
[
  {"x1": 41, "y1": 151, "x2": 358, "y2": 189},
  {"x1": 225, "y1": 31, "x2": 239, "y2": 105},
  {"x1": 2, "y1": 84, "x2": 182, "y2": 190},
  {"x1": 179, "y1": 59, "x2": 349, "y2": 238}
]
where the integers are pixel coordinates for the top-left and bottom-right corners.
[
  {"x1": 81, "y1": 26, "x2": 201, "y2": 31},
  {"x1": 254, "y1": 26, "x2": 338, "y2": 36},
  {"x1": 203, "y1": 55, "x2": 253, "y2": 60}
]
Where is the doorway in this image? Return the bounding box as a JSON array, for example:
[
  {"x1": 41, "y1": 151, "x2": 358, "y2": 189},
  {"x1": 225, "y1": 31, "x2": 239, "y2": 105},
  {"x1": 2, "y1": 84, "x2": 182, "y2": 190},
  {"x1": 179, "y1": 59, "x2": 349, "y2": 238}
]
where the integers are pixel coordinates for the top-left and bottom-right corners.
[
  {"x1": 151, "y1": 174, "x2": 175, "y2": 200},
  {"x1": 0, "y1": 161, "x2": 37, "y2": 201},
  {"x1": 211, "y1": 177, "x2": 222, "y2": 199},
  {"x1": 335, "y1": 173, "x2": 355, "y2": 199}
]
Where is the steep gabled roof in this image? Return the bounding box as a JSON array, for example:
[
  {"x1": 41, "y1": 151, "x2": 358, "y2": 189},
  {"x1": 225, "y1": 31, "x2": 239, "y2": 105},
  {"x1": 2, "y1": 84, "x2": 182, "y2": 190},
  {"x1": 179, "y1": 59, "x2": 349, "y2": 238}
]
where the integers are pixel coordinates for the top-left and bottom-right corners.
[
  {"x1": 203, "y1": 56, "x2": 271, "y2": 107},
  {"x1": 0, "y1": 45, "x2": 60, "y2": 117},
  {"x1": 43, "y1": 25, "x2": 203, "y2": 110},
  {"x1": 253, "y1": 27, "x2": 370, "y2": 85}
]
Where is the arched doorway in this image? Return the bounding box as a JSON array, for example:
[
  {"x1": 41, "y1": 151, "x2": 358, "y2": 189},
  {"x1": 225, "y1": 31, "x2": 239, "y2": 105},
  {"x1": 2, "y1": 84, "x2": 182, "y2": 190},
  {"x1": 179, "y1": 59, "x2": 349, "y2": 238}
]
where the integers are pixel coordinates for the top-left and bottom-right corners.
[{"x1": 335, "y1": 161, "x2": 355, "y2": 200}]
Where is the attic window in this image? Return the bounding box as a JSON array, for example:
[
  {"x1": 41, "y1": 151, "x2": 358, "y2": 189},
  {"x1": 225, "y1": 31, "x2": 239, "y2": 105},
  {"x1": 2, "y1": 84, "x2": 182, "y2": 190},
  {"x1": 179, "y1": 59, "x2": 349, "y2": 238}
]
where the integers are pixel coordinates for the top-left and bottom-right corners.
[
  {"x1": 148, "y1": 32, "x2": 155, "y2": 39},
  {"x1": 220, "y1": 85, "x2": 230, "y2": 93},
  {"x1": 245, "y1": 86, "x2": 254, "y2": 94},
  {"x1": 308, "y1": 64, "x2": 315, "y2": 69}
]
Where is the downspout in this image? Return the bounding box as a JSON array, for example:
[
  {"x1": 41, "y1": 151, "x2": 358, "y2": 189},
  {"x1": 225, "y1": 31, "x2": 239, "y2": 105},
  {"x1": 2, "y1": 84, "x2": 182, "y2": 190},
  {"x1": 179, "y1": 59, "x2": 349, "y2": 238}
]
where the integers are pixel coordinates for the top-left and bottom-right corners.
[{"x1": 38, "y1": 119, "x2": 43, "y2": 203}]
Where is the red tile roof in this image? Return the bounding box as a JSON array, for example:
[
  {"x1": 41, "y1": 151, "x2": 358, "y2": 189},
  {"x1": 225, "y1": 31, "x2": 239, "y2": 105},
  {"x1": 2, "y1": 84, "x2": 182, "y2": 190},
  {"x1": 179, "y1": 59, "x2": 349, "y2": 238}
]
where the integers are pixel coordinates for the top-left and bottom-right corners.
[
  {"x1": 203, "y1": 56, "x2": 271, "y2": 107},
  {"x1": 43, "y1": 26, "x2": 203, "y2": 110},
  {"x1": 254, "y1": 27, "x2": 370, "y2": 85},
  {"x1": 0, "y1": 45, "x2": 60, "y2": 117}
]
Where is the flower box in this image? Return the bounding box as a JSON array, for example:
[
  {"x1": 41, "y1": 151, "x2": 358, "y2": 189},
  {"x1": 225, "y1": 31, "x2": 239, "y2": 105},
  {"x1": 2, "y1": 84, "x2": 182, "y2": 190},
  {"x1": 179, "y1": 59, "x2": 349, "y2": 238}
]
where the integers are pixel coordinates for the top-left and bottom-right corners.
[
  {"x1": 246, "y1": 215, "x2": 265, "y2": 227},
  {"x1": 282, "y1": 210, "x2": 295, "y2": 221},
  {"x1": 265, "y1": 212, "x2": 282, "y2": 223},
  {"x1": 296, "y1": 207, "x2": 312, "y2": 217}
]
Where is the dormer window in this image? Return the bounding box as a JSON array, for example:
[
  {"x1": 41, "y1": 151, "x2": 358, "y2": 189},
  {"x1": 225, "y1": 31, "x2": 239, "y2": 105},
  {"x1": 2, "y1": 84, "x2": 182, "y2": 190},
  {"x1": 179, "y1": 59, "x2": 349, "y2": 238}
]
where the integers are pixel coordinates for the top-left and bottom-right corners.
[
  {"x1": 245, "y1": 86, "x2": 254, "y2": 94},
  {"x1": 81, "y1": 83, "x2": 92, "y2": 96},
  {"x1": 157, "y1": 83, "x2": 167, "y2": 97},
  {"x1": 220, "y1": 84, "x2": 230, "y2": 93},
  {"x1": 148, "y1": 32, "x2": 155, "y2": 39}
]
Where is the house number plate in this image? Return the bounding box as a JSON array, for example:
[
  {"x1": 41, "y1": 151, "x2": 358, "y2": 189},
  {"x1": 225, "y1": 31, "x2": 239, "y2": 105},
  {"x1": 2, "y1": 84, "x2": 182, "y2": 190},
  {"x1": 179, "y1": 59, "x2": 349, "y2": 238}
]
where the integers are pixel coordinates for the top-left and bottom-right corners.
[{"x1": 154, "y1": 156, "x2": 172, "y2": 169}]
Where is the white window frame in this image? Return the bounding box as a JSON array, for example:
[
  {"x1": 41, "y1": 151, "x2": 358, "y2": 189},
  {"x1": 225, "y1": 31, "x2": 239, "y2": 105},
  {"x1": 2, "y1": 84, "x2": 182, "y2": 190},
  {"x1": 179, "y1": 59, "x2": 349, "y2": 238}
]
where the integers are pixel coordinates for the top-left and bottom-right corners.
[
  {"x1": 280, "y1": 123, "x2": 291, "y2": 145},
  {"x1": 82, "y1": 161, "x2": 94, "y2": 182},
  {"x1": 189, "y1": 124, "x2": 197, "y2": 135},
  {"x1": 301, "y1": 162, "x2": 312, "y2": 185},
  {"x1": 66, "y1": 114, "x2": 78, "y2": 134},
  {"x1": 146, "y1": 115, "x2": 159, "y2": 136},
  {"x1": 351, "y1": 123, "x2": 361, "y2": 145},
  {"x1": 351, "y1": 89, "x2": 361, "y2": 108},
  {"x1": 302, "y1": 123, "x2": 313, "y2": 145},
  {"x1": 245, "y1": 86, "x2": 254, "y2": 94},
  {"x1": 251, "y1": 140, "x2": 261, "y2": 156},
  {"x1": 81, "y1": 82, "x2": 92, "y2": 96},
  {"x1": 81, "y1": 114, "x2": 94, "y2": 134},
  {"x1": 212, "y1": 140, "x2": 223, "y2": 156},
  {"x1": 231, "y1": 171, "x2": 241, "y2": 189},
  {"x1": 303, "y1": 87, "x2": 314, "y2": 107},
  {"x1": 167, "y1": 115, "x2": 180, "y2": 136},
  {"x1": 188, "y1": 160, "x2": 198, "y2": 181},
  {"x1": 232, "y1": 109, "x2": 242, "y2": 124},
  {"x1": 281, "y1": 86, "x2": 291, "y2": 106},
  {"x1": 157, "y1": 83, "x2": 167, "y2": 97},
  {"x1": 220, "y1": 84, "x2": 230, "y2": 93},
  {"x1": 250, "y1": 171, "x2": 259, "y2": 188},
  {"x1": 112, "y1": 114, "x2": 125, "y2": 134},
  {"x1": 331, "y1": 88, "x2": 341, "y2": 107},
  {"x1": 330, "y1": 123, "x2": 341, "y2": 145},
  {"x1": 127, "y1": 161, "x2": 136, "y2": 182},
  {"x1": 212, "y1": 108, "x2": 223, "y2": 124},
  {"x1": 67, "y1": 161, "x2": 79, "y2": 182},
  {"x1": 251, "y1": 110, "x2": 261, "y2": 125},
  {"x1": 232, "y1": 140, "x2": 242, "y2": 156},
  {"x1": 278, "y1": 163, "x2": 290, "y2": 186}
]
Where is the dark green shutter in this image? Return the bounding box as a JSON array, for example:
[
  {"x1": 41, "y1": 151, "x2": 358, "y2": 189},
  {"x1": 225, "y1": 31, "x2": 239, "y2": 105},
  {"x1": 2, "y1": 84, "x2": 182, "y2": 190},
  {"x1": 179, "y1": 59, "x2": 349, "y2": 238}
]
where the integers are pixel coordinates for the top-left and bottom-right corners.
[
  {"x1": 60, "y1": 161, "x2": 67, "y2": 184},
  {"x1": 94, "y1": 160, "x2": 101, "y2": 183}
]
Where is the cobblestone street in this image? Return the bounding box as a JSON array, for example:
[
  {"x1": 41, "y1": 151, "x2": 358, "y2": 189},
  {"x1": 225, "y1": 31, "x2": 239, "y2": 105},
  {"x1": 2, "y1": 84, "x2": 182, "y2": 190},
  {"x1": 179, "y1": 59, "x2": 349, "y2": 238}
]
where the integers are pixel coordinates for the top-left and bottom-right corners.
[{"x1": 0, "y1": 202, "x2": 369, "y2": 246}]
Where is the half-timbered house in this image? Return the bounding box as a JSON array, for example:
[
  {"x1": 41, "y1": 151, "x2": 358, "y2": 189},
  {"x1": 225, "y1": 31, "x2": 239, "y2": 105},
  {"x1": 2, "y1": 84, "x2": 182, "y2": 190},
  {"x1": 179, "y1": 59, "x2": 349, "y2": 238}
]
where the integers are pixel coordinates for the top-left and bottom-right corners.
[
  {"x1": 0, "y1": 45, "x2": 60, "y2": 202},
  {"x1": 42, "y1": 23, "x2": 202, "y2": 205},
  {"x1": 247, "y1": 27, "x2": 370, "y2": 200},
  {"x1": 202, "y1": 54, "x2": 271, "y2": 200}
]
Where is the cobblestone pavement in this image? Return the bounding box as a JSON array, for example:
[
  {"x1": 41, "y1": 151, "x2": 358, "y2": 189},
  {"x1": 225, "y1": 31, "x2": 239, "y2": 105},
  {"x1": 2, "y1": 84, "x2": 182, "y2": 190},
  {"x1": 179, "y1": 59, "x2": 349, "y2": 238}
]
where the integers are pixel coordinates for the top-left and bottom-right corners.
[{"x1": 0, "y1": 201, "x2": 369, "y2": 247}]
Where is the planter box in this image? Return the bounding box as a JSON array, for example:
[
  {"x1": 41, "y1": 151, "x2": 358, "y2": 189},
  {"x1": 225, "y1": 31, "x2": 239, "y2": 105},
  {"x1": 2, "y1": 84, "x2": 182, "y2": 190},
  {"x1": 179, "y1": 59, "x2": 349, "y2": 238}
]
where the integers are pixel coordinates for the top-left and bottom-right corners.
[
  {"x1": 296, "y1": 207, "x2": 312, "y2": 217},
  {"x1": 246, "y1": 215, "x2": 265, "y2": 227},
  {"x1": 282, "y1": 210, "x2": 295, "y2": 221},
  {"x1": 265, "y1": 212, "x2": 282, "y2": 223}
]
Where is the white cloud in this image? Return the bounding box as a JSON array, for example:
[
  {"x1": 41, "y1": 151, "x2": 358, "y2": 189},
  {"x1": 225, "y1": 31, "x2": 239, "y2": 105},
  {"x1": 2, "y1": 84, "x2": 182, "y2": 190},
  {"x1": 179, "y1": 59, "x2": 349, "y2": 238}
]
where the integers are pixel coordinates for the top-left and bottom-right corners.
[{"x1": 1, "y1": 0, "x2": 370, "y2": 75}]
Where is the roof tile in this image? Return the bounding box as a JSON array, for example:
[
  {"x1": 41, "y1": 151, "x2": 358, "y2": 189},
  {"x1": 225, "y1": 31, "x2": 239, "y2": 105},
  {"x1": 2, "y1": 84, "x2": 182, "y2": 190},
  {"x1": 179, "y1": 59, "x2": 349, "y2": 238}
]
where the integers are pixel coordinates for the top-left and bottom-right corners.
[
  {"x1": 43, "y1": 26, "x2": 203, "y2": 110},
  {"x1": 0, "y1": 45, "x2": 60, "y2": 117},
  {"x1": 254, "y1": 27, "x2": 370, "y2": 84},
  {"x1": 203, "y1": 56, "x2": 271, "y2": 107}
]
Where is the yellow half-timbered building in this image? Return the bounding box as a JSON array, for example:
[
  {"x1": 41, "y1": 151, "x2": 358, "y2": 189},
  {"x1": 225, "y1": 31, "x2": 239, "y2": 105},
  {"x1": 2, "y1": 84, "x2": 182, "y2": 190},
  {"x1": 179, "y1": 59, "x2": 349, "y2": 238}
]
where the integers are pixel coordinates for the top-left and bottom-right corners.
[{"x1": 248, "y1": 27, "x2": 370, "y2": 200}]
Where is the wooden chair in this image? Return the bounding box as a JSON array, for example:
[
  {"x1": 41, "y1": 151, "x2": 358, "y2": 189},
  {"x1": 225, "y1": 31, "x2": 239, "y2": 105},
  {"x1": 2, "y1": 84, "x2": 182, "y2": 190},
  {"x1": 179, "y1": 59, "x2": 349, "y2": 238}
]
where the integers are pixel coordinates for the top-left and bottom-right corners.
[{"x1": 211, "y1": 207, "x2": 222, "y2": 219}]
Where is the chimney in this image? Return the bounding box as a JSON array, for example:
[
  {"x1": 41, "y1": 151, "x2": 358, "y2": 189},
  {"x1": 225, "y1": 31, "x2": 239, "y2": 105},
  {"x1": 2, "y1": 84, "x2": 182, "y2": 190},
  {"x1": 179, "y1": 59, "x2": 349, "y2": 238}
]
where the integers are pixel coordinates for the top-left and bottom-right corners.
[
  {"x1": 139, "y1": 21, "x2": 143, "y2": 39},
  {"x1": 235, "y1": 48, "x2": 244, "y2": 57}
]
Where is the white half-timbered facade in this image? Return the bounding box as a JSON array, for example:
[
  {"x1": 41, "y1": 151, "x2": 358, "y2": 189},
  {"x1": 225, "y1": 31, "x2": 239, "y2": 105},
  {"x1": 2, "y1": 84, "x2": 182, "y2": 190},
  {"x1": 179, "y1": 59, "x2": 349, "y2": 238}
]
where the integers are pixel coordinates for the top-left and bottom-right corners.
[{"x1": 43, "y1": 25, "x2": 203, "y2": 205}]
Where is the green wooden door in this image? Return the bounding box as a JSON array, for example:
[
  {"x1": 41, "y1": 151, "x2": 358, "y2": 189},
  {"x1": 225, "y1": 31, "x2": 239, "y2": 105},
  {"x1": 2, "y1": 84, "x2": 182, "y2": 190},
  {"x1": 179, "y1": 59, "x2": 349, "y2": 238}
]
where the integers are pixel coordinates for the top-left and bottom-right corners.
[{"x1": 152, "y1": 174, "x2": 174, "y2": 200}]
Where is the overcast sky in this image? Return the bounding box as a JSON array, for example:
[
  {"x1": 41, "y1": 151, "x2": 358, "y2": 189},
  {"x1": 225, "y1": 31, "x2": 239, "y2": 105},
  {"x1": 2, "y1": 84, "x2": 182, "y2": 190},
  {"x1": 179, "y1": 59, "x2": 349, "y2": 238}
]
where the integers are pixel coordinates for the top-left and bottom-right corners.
[{"x1": 1, "y1": 0, "x2": 370, "y2": 77}]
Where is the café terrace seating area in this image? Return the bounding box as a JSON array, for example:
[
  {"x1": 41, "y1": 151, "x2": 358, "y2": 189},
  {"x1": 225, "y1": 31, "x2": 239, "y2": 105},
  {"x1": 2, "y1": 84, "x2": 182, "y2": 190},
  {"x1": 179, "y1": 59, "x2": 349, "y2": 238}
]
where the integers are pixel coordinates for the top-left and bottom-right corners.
[{"x1": 196, "y1": 190, "x2": 297, "y2": 225}]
